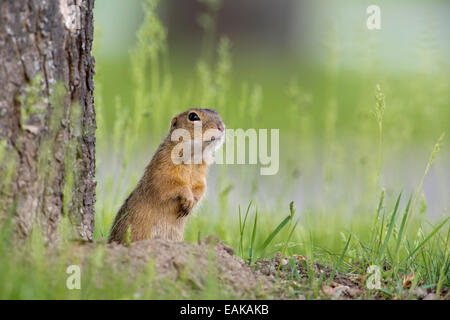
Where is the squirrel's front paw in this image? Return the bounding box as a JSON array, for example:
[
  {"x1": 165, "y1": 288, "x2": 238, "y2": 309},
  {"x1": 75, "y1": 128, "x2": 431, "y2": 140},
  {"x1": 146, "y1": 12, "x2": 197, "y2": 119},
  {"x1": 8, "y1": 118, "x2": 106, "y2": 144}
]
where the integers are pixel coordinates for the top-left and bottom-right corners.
[{"x1": 177, "y1": 196, "x2": 195, "y2": 218}]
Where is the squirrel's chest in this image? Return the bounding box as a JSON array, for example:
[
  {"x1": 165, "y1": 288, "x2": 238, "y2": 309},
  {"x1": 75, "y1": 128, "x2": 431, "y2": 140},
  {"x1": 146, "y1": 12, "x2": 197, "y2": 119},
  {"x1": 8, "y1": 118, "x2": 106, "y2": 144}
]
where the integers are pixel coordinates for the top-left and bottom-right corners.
[
  {"x1": 180, "y1": 166, "x2": 207, "y2": 192},
  {"x1": 187, "y1": 174, "x2": 206, "y2": 197}
]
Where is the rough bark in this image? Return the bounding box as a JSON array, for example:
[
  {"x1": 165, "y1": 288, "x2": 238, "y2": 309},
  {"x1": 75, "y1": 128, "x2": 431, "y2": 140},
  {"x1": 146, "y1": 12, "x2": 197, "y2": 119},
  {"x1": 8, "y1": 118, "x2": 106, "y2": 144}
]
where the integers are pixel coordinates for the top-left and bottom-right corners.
[{"x1": 0, "y1": 0, "x2": 96, "y2": 242}]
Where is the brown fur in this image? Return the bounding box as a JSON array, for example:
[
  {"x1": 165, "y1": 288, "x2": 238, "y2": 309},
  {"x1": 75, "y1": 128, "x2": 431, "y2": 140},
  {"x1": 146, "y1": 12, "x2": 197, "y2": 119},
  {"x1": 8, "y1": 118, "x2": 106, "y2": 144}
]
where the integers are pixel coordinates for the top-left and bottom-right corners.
[{"x1": 108, "y1": 108, "x2": 225, "y2": 244}]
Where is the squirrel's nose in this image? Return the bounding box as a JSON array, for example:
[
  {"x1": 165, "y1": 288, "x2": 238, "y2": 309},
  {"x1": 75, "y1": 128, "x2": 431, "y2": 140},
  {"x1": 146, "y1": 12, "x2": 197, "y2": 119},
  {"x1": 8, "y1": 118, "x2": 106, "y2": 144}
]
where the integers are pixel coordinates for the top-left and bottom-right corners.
[{"x1": 217, "y1": 125, "x2": 224, "y2": 132}]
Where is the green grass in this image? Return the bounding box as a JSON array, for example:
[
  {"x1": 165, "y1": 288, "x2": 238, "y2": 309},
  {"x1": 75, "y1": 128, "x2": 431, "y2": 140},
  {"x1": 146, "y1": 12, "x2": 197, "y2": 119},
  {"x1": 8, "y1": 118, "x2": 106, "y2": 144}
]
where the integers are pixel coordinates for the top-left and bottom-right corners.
[{"x1": 0, "y1": 0, "x2": 449, "y2": 299}]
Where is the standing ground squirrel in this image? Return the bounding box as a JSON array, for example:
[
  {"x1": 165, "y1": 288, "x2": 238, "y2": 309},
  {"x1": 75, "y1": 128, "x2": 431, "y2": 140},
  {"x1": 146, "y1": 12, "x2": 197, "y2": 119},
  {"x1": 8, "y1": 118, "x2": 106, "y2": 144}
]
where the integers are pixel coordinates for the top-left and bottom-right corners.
[{"x1": 108, "y1": 108, "x2": 225, "y2": 244}]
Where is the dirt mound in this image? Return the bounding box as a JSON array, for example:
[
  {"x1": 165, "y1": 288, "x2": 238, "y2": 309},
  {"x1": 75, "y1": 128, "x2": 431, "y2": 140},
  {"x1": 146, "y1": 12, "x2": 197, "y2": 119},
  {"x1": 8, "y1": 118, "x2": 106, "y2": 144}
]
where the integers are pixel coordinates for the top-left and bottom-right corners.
[{"x1": 105, "y1": 236, "x2": 271, "y2": 298}]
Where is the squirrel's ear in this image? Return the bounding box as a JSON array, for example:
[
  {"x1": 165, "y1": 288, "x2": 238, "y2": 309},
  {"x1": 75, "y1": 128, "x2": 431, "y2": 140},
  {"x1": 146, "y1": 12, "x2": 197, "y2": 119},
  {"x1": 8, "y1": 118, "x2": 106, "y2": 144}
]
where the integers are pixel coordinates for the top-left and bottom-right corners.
[{"x1": 171, "y1": 116, "x2": 177, "y2": 128}]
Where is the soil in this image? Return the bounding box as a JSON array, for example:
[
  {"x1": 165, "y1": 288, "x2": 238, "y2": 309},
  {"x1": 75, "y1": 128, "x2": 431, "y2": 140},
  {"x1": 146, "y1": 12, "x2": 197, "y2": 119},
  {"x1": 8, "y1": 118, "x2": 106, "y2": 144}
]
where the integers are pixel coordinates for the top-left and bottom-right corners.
[{"x1": 104, "y1": 235, "x2": 271, "y2": 299}]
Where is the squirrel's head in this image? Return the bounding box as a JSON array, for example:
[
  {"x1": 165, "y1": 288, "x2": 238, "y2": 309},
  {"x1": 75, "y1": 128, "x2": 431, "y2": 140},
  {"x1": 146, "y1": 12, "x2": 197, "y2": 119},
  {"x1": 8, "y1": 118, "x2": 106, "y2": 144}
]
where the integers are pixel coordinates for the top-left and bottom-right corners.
[{"x1": 169, "y1": 108, "x2": 225, "y2": 164}]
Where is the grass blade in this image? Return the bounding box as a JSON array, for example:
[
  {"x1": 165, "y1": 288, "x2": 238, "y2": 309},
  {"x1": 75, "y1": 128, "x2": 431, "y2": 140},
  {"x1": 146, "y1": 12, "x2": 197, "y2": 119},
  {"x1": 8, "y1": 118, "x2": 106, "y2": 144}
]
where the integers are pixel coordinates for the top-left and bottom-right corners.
[
  {"x1": 393, "y1": 194, "x2": 412, "y2": 259},
  {"x1": 376, "y1": 192, "x2": 402, "y2": 263},
  {"x1": 369, "y1": 190, "x2": 385, "y2": 252},
  {"x1": 249, "y1": 210, "x2": 258, "y2": 264},
  {"x1": 239, "y1": 201, "x2": 252, "y2": 257},
  {"x1": 259, "y1": 215, "x2": 291, "y2": 254},
  {"x1": 327, "y1": 233, "x2": 352, "y2": 285},
  {"x1": 404, "y1": 218, "x2": 449, "y2": 262},
  {"x1": 277, "y1": 220, "x2": 299, "y2": 272}
]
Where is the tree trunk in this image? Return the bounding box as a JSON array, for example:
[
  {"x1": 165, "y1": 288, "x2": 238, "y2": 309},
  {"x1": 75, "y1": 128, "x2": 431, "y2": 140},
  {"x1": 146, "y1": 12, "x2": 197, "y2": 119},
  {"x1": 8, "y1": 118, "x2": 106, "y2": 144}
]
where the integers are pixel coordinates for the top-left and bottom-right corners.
[{"x1": 0, "y1": 0, "x2": 96, "y2": 242}]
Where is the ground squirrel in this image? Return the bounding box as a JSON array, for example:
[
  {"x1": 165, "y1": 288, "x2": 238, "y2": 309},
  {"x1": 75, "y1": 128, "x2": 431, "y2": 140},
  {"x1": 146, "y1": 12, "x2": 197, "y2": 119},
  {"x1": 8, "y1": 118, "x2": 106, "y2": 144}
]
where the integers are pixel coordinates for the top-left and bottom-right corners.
[{"x1": 108, "y1": 108, "x2": 225, "y2": 244}]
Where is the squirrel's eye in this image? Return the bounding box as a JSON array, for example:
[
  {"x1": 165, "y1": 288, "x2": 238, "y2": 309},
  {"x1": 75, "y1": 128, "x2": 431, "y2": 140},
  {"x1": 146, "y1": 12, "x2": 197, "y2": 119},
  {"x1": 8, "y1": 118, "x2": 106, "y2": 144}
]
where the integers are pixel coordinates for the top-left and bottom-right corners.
[{"x1": 188, "y1": 112, "x2": 200, "y2": 121}]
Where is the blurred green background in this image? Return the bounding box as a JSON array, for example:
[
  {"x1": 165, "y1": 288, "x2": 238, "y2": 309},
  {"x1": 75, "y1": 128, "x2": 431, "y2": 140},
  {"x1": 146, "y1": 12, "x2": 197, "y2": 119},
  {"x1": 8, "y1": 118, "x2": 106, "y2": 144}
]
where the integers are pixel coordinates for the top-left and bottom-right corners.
[{"x1": 93, "y1": 0, "x2": 449, "y2": 243}]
